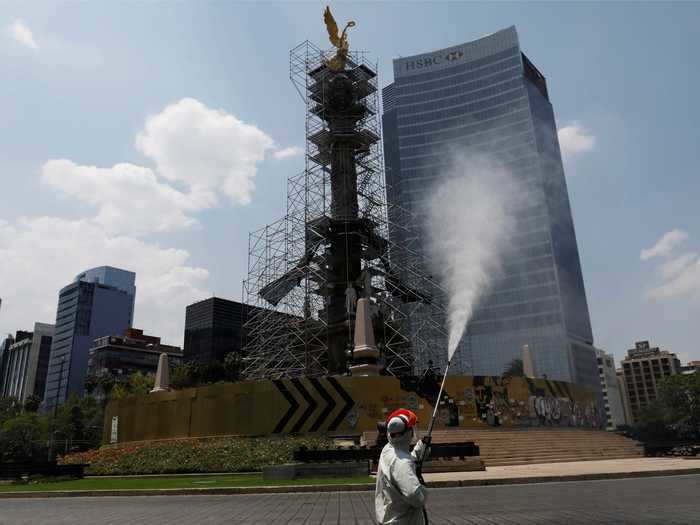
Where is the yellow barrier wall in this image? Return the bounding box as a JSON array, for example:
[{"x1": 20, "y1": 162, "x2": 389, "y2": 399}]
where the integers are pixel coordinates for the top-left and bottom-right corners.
[{"x1": 104, "y1": 375, "x2": 604, "y2": 444}]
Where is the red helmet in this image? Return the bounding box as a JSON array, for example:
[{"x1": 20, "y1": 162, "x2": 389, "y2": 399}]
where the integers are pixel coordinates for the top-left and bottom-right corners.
[{"x1": 386, "y1": 408, "x2": 418, "y2": 437}]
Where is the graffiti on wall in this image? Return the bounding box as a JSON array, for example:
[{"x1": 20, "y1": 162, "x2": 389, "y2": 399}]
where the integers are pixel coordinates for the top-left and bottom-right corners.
[{"x1": 468, "y1": 376, "x2": 603, "y2": 428}]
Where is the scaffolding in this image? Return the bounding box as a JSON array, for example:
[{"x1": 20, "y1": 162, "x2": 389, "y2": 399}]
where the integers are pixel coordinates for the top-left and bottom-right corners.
[{"x1": 242, "y1": 41, "x2": 450, "y2": 380}]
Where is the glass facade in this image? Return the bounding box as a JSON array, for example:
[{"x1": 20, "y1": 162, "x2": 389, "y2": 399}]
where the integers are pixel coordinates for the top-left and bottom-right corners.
[
  {"x1": 43, "y1": 267, "x2": 135, "y2": 410},
  {"x1": 382, "y1": 27, "x2": 599, "y2": 387},
  {"x1": 184, "y1": 297, "x2": 247, "y2": 363}
]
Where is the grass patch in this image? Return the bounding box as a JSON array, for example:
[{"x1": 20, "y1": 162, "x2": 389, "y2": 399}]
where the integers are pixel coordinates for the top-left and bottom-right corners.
[{"x1": 0, "y1": 473, "x2": 374, "y2": 493}]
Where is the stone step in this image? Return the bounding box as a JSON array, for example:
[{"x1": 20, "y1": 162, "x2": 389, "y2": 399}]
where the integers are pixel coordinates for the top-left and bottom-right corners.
[
  {"x1": 362, "y1": 428, "x2": 643, "y2": 466},
  {"x1": 485, "y1": 454, "x2": 642, "y2": 467},
  {"x1": 478, "y1": 442, "x2": 640, "y2": 450},
  {"x1": 484, "y1": 449, "x2": 643, "y2": 457},
  {"x1": 479, "y1": 449, "x2": 641, "y2": 457}
]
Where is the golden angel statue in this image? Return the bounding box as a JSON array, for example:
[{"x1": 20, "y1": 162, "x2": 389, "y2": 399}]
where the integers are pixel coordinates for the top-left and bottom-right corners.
[{"x1": 323, "y1": 6, "x2": 355, "y2": 73}]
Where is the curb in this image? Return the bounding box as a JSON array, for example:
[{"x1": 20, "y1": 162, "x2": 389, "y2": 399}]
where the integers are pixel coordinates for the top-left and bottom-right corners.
[
  {"x1": 0, "y1": 482, "x2": 376, "y2": 499},
  {"x1": 426, "y1": 467, "x2": 700, "y2": 488},
  {"x1": 2, "y1": 468, "x2": 699, "y2": 498}
]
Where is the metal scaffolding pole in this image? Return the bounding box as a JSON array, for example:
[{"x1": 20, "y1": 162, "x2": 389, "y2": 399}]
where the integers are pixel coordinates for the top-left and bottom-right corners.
[{"x1": 241, "y1": 41, "x2": 449, "y2": 380}]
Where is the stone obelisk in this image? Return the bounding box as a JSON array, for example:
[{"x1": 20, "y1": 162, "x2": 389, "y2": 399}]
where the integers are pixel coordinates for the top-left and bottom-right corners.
[{"x1": 150, "y1": 353, "x2": 170, "y2": 393}]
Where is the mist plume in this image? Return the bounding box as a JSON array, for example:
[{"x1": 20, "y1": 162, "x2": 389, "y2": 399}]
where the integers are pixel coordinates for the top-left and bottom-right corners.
[{"x1": 426, "y1": 153, "x2": 524, "y2": 360}]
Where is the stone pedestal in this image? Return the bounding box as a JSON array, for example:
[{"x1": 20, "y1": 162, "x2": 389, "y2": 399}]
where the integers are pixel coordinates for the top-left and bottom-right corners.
[{"x1": 349, "y1": 298, "x2": 382, "y2": 376}]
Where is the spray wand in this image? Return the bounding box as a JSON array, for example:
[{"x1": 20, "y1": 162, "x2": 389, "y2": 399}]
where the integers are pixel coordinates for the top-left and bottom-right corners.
[
  {"x1": 415, "y1": 356, "x2": 453, "y2": 483},
  {"x1": 414, "y1": 357, "x2": 453, "y2": 525}
]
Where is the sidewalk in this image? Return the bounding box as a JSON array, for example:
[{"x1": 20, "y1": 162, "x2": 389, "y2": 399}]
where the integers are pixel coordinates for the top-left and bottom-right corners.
[
  {"x1": 423, "y1": 457, "x2": 700, "y2": 486},
  {"x1": 1, "y1": 458, "x2": 698, "y2": 498}
]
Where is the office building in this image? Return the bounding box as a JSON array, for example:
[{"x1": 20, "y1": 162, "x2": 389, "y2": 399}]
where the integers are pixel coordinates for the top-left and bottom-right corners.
[
  {"x1": 616, "y1": 368, "x2": 633, "y2": 426},
  {"x1": 0, "y1": 334, "x2": 14, "y2": 396},
  {"x1": 0, "y1": 331, "x2": 30, "y2": 398},
  {"x1": 620, "y1": 341, "x2": 682, "y2": 424},
  {"x1": 2, "y1": 335, "x2": 32, "y2": 400},
  {"x1": 1, "y1": 331, "x2": 31, "y2": 397},
  {"x1": 595, "y1": 349, "x2": 626, "y2": 429},
  {"x1": 382, "y1": 26, "x2": 598, "y2": 388},
  {"x1": 682, "y1": 360, "x2": 700, "y2": 374},
  {"x1": 43, "y1": 266, "x2": 135, "y2": 410},
  {"x1": 184, "y1": 297, "x2": 249, "y2": 362},
  {"x1": 87, "y1": 328, "x2": 182, "y2": 377},
  {"x1": 0, "y1": 323, "x2": 54, "y2": 402}
]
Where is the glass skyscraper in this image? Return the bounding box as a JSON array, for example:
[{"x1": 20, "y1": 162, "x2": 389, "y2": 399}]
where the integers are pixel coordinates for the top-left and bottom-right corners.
[
  {"x1": 43, "y1": 266, "x2": 135, "y2": 410},
  {"x1": 382, "y1": 27, "x2": 599, "y2": 387}
]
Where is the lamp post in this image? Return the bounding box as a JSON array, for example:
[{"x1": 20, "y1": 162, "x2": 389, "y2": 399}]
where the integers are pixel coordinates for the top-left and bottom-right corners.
[{"x1": 47, "y1": 356, "x2": 66, "y2": 462}]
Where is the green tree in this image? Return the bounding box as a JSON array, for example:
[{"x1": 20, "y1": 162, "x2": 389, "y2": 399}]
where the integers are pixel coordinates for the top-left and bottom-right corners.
[
  {"x1": 658, "y1": 372, "x2": 700, "y2": 440},
  {"x1": 23, "y1": 394, "x2": 42, "y2": 413},
  {"x1": 171, "y1": 360, "x2": 229, "y2": 389},
  {"x1": 632, "y1": 373, "x2": 700, "y2": 442},
  {"x1": 53, "y1": 394, "x2": 103, "y2": 452},
  {"x1": 200, "y1": 360, "x2": 226, "y2": 384},
  {"x1": 503, "y1": 358, "x2": 524, "y2": 377},
  {"x1": 110, "y1": 383, "x2": 130, "y2": 400},
  {"x1": 84, "y1": 374, "x2": 99, "y2": 396},
  {"x1": 224, "y1": 352, "x2": 243, "y2": 382},
  {"x1": 0, "y1": 397, "x2": 21, "y2": 426},
  {"x1": 128, "y1": 371, "x2": 155, "y2": 395},
  {"x1": 97, "y1": 373, "x2": 119, "y2": 401},
  {"x1": 636, "y1": 400, "x2": 675, "y2": 441},
  {"x1": 0, "y1": 413, "x2": 47, "y2": 462},
  {"x1": 171, "y1": 362, "x2": 200, "y2": 389}
]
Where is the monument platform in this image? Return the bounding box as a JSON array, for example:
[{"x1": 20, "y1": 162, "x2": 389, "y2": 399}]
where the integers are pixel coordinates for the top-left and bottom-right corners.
[{"x1": 104, "y1": 375, "x2": 602, "y2": 445}]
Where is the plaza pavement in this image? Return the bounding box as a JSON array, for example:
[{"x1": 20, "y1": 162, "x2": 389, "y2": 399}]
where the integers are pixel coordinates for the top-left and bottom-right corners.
[
  {"x1": 0, "y1": 474, "x2": 699, "y2": 524},
  {"x1": 423, "y1": 457, "x2": 700, "y2": 485}
]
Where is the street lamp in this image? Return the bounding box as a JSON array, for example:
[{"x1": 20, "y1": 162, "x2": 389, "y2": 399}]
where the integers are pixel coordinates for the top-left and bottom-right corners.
[{"x1": 47, "y1": 356, "x2": 66, "y2": 462}]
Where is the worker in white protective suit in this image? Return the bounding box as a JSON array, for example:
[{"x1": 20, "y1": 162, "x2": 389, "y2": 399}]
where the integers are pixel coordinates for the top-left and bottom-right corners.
[{"x1": 375, "y1": 408, "x2": 431, "y2": 525}]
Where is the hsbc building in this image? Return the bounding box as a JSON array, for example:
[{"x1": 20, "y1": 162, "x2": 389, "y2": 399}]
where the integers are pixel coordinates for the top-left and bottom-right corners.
[{"x1": 382, "y1": 27, "x2": 600, "y2": 392}]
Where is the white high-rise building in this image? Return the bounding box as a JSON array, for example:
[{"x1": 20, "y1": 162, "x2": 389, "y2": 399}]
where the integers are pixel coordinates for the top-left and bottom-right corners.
[{"x1": 595, "y1": 349, "x2": 626, "y2": 429}]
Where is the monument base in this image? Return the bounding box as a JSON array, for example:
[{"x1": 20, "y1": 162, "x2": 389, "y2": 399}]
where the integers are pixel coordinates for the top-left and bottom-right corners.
[
  {"x1": 421, "y1": 457, "x2": 485, "y2": 473},
  {"x1": 263, "y1": 461, "x2": 370, "y2": 481}
]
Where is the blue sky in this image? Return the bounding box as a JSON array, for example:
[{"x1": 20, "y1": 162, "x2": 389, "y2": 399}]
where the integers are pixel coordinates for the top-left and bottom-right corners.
[{"x1": 1, "y1": 1, "x2": 699, "y2": 366}]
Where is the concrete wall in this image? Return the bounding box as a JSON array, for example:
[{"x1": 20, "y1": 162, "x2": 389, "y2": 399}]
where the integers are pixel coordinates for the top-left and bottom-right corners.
[{"x1": 105, "y1": 375, "x2": 604, "y2": 444}]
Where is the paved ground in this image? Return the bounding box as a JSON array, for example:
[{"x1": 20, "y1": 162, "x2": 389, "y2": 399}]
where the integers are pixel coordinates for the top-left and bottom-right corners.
[
  {"x1": 424, "y1": 457, "x2": 700, "y2": 483},
  {"x1": 1, "y1": 474, "x2": 699, "y2": 524}
]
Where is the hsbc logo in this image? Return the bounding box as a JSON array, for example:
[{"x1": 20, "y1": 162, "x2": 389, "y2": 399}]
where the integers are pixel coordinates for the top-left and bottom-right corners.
[{"x1": 404, "y1": 49, "x2": 464, "y2": 72}]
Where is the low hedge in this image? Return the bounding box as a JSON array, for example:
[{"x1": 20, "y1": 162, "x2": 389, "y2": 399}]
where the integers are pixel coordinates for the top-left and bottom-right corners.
[{"x1": 58, "y1": 435, "x2": 334, "y2": 476}]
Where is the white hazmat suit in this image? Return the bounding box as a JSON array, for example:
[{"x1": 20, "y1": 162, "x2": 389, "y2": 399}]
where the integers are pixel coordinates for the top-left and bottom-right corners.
[{"x1": 375, "y1": 416, "x2": 429, "y2": 524}]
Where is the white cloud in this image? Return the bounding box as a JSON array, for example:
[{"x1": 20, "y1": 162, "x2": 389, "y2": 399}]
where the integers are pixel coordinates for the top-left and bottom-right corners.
[
  {"x1": 643, "y1": 231, "x2": 700, "y2": 303},
  {"x1": 647, "y1": 256, "x2": 700, "y2": 301},
  {"x1": 41, "y1": 160, "x2": 201, "y2": 236},
  {"x1": 41, "y1": 98, "x2": 275, "y2": 236},
  {"x1": 273, "y1": 146, "x2": 304, "y2": 160},
  {"x1": 8, "y1": 19, "x2": 38, "y2": 50},
  {"x1": 0, "y1": 217, "x2": 210, "y2": 345},
  {"x1": 558, "y1": 122, "x2": 596, "y2": 162},
  {"x1": 5, "y1": 19, "x2": 103, "y2": 69},
  {"x1": 135, "y1": 98, "x2": 275, "y2": 206},
  {"x1": 660, "y1": 252, "x2": 698, "y2": 279},
  {"x1": 0, "y1": 97, "x2": 279, "y2": 345},
  {"x1": 640, "y1": 229, "x2": 688, "y2": 261}
]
